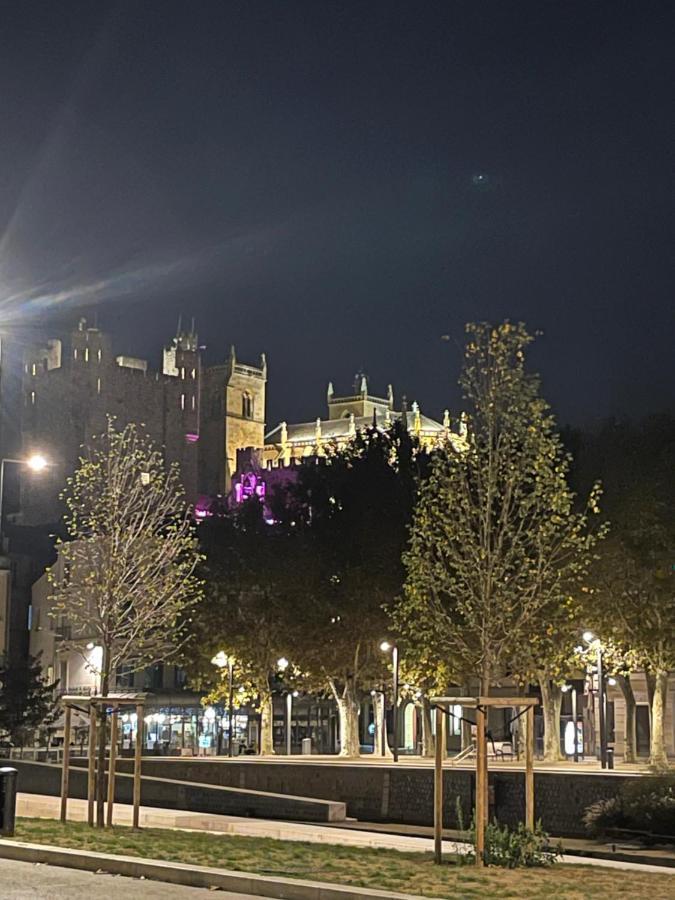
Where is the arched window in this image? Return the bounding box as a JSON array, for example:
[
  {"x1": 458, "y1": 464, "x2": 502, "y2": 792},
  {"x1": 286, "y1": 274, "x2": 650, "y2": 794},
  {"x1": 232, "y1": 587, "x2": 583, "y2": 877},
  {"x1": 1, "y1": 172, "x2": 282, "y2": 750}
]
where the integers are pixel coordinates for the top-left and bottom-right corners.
[{"x1": 242, "y1": 392, "x2": 253, "y2": 419}]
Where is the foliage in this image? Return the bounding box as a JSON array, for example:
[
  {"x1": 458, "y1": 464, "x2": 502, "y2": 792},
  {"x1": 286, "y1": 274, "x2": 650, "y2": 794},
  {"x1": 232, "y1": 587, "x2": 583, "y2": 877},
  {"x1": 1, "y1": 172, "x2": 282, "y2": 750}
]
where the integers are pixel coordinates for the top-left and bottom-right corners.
[
  {"x1": 184, "y1": 497, "x2": 299, "y2": 754},
  {"x1": 0, "y1": 653, "x2": 58, "y2": 747},
  {"x1": 578, "y1": 416, "x2": 675, "y2": 767},
  {"x1": 583, "y1": 774, "x2": 675, "y2": 839},
  {"x1": 397, "y1": 322, "x2": 603, "y2": 695},
  {"x1": 472, "y1": 820, "x2": 563, "y2": 868},
  {"x1": 48, "y1": 418, "x2": 203, "y2": 690},
  {"x1": 284, "y1": 421, "x2": 431, "y2": 754}
]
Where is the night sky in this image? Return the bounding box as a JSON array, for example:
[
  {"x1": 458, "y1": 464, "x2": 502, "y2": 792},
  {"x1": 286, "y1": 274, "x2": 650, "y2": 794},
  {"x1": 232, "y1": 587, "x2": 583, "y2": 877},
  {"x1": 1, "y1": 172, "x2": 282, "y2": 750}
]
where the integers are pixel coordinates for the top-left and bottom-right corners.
[{"x1": 0, "y1": 2, "x2": 673, "y2": 429}]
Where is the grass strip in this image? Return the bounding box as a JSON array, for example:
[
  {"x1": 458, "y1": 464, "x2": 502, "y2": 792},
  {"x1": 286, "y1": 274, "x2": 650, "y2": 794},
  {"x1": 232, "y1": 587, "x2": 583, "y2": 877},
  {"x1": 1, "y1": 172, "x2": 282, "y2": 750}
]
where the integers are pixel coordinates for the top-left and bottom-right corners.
[{"x1": 9, "y1": 818, "x2": 675, "y2": 900}]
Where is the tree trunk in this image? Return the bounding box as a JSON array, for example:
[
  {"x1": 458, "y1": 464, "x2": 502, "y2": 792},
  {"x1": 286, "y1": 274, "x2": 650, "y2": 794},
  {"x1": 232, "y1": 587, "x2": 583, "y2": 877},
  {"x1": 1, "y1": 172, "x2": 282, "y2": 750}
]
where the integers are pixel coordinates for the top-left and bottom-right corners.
[
  {"x1": 615, "y1": 675, "x2": 637, "y2": 764},
  {"x1": 337, "y1": 684, "x2": 360, "y2": 757},
  {"x1": 539, "y1": 678, "x2": 564, "y2": 763},
  {"x1": 259, "y1": 690, "x2": 275, "y2": 756},
  {"x1": 480, "y1": 665, "x2": 490, "y2": 697},
  {"x1": 649, "y1": 670, "x2": 669, "y2": 770},
  {"x1": 419, "y1": 696, "x2": 435, "y2": 758},
  {"x1": 372, "y1": 693, "x2": 391, "y2": 758},
  {"x1": 645, "y1": 670, "x2": 656, "y2": 709},
  {"x1": 95, "y1": 659, "x2": 110, "y2": 828}
]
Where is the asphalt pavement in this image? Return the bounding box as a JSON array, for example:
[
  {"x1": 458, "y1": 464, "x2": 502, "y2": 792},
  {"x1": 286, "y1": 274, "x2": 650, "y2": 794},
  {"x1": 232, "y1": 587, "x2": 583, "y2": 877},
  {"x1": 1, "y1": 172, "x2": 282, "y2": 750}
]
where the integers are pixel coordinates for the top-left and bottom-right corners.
[{"x1": 0, "y1": 858, "x2": 270, "y2": 898}]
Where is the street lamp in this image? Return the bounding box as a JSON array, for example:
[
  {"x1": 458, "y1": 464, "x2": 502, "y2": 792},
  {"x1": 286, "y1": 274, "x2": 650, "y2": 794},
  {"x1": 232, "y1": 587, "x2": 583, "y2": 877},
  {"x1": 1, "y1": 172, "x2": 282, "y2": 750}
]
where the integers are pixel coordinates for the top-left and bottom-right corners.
[
  {"x1": 582, "y1": 631, "x2": 607, "y2": 768},
  {"x1": 211, "y1": 652, "x2": 235, "y2": 757},
  {"x1": 0, "y1": 454, "x2": 49, "y2": 543},
  {"x1": 275, "y1": 657, "x2": 292, "y2": 754},
  {"x1": 380, "y1": 640, "x2": 400, "y2": 762}
]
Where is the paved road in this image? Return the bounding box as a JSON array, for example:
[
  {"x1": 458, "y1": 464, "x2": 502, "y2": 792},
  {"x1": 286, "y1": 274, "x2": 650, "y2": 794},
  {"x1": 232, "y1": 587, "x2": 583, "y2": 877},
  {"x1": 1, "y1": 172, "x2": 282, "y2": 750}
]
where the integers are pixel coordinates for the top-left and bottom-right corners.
[{"x1": 0, "y1": 858, "x2": 272, "y2": 898}]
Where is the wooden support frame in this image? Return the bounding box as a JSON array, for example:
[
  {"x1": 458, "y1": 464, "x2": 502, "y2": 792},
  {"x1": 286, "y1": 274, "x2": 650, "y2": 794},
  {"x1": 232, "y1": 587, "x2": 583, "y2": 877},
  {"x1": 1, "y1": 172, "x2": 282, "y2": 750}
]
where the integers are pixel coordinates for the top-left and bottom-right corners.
[
  {"x1": 430, "y1": 695, "x2": 538, "y2": 868},
  {"x1": 59, "y1": 692, "x2": 146, "y2": 830}
]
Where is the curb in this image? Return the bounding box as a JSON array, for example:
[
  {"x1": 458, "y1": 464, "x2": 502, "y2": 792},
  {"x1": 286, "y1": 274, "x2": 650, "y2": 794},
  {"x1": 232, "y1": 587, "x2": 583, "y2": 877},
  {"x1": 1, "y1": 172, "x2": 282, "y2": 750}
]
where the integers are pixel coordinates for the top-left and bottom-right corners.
[{"x1": 0, "y1": 838, "x2": 444, "y2": 900}]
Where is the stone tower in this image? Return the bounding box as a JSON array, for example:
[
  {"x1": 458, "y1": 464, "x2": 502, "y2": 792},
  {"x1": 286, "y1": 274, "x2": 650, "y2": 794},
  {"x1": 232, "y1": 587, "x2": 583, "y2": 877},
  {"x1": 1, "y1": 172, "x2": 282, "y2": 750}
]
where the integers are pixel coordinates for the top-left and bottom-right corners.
[{"x1": 199, "y1": 346, "x2": 267, "y2": 495}]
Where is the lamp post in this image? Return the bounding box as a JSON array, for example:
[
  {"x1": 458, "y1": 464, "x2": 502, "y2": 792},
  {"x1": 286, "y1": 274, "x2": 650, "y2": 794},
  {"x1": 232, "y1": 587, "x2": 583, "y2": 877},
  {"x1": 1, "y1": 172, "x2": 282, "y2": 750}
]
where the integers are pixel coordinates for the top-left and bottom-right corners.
[
  {"x1": 582, "y1": 631, "x2": 607, "y2": 768},
  {"x1": 211, "y1": 652, "x2": 236, "y2": 757},
  {"x1": 275, "y1": 657, "x2": 294, "y2": 755},
  {"x1": 380, "y1": 641, "x2": 400, "y2": 762},
  {"x1": 0, "y1": 454, "x2": 48, "y2": 543}
]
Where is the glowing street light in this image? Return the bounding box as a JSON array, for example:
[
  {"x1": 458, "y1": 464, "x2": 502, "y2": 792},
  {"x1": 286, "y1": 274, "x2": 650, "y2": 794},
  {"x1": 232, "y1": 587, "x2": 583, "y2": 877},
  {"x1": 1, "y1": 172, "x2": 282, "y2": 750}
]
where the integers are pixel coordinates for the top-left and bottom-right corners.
[
  {"x1": 0, "y1": 453, "x2": 50, "y2": 542},
  {"x1": 26, "y1": 454, "x2": 48, "y2": 472},
  {"x1": 277, "y1": 657, "x2": 289, "y2": 672}
]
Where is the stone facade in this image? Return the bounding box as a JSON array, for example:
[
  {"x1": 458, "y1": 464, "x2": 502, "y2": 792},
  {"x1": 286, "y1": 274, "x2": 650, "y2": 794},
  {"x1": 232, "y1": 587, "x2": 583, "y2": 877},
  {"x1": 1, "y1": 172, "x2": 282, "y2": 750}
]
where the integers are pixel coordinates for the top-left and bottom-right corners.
[
  {"x1": 19, "y1": 319, "x2": 265, "y2": 522},
  {"x1": 263, "y1": 374, "x2": 464, "y2": 466}
]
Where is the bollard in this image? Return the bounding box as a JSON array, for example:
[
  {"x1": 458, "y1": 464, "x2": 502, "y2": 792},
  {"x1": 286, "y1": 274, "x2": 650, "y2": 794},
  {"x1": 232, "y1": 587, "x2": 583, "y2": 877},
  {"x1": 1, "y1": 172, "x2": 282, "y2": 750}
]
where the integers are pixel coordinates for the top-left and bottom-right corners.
[
  {"x1": 0, "y1": 767, "x2": 18, "y2": 837},
  {"x1": 607, "y1": 748, "x2": 614, "y2": 770}
]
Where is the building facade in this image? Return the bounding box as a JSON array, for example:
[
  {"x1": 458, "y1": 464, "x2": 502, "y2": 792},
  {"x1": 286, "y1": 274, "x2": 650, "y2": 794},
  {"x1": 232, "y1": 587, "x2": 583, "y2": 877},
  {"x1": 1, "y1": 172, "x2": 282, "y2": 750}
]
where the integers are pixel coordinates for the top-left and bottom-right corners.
[
  {"x1": 19, "y1": 318, "x2": 266, "y2": 523},
  {"x1": 263, "y1": 374, "x2": 464, "y2": 467}
]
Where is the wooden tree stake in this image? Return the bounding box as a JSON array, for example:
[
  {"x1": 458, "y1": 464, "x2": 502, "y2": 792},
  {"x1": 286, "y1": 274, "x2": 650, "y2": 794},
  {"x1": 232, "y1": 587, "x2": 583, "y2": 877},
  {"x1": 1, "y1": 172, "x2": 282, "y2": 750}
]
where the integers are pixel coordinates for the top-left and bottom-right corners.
[
  {"x1": 133, "y1": 703, "x2": 143, "y2": 829},
  {"x1": 525, "y1": 704, "x2": 535, "y2": 830},
  {"x1": 87, "y1": 704, "x2": 97, "y2": 827},
  {"x1": 106, "y1": 708, "x2": 119, "y2": 827},
  {"x1": 475, "y1": 704, "x2": 487, "y2": 867},
  {"x1": 433, "y1": 705, "x2": 445, "y2": 864},
  {"x1": 59, "y1": 704, "x2": 72, "y2": 823}
]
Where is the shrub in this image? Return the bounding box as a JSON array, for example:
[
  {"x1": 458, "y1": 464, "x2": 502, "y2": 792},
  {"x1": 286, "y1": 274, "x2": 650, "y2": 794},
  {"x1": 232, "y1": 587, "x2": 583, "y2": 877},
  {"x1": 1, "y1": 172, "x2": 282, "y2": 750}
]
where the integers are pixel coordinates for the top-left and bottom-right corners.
[
  {"x1": 583, "y1": 774, "x2": 675, "y2": 839},
  {"x1": 480, "y1": 821, "x2": 563, "y2": 868}
]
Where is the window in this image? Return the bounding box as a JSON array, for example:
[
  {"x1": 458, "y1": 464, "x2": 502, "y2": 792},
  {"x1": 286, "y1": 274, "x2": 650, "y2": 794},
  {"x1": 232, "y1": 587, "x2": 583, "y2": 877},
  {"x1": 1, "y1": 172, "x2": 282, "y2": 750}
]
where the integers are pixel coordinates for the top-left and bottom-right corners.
[
  {"x1": 242, "y1": 393, "x2": 253, "y2": 418},
  {"x1": 84, "y1": 347, "x2": 89, "y2": 362},
  {"x1": 73, "y1": 348, "x2": 78, "y2": 360},
  {"x1": 191, "y1": 395, "x2": 196, "y2": 411},
  {"x1": 97, "y1": 348, "x2": 102, "y2": 363},
  {"x1": 97, "y1": 377, "x2": 101, "y2": 395},
  {"x1": 191, "y1": 368, "x2": 196, "y2": 379},
  {"x1": 31, "y1": 363, "x2": 36, "y2": 376},
  {"x1": 30, "y1": 390, "x2": 36, "y2": 405},
  {"x1": 180, "y1": 393, "x2": 185, "y2": 410}
]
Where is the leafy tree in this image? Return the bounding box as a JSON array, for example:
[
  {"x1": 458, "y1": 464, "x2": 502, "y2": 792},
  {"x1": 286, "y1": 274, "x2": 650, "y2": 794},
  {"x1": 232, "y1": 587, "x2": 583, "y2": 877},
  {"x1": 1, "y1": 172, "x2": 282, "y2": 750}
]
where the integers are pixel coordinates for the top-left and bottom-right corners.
[
  {"x1": 185, "y1": 498, "x2": 298, "y2": 755},
  {"x1": 398, "y1": 322, "x2": 603, "y2": 731},
  {"x1": 48, "y1": 418, "x2": 202, "y2": 824},
  {"x1": 286, "y1": 422, "x2": 429, "y2": 756},
  {"x1": 0, "y1": 653, "x2": 58, "y2": 750},
  {"x1": 578, "y1": 416, "x2": 675, "y2": 768}
]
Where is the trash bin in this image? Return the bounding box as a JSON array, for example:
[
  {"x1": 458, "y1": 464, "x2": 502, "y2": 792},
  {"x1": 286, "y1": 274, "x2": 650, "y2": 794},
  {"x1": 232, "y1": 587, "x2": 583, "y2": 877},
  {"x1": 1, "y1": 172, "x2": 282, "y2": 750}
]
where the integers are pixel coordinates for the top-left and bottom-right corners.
[
  {"x1": 301, "y1": 737, "x2": 312, "y2": 755},
  {"x1": 0, "y1": 767, "x2": 18, "y2": 837}
]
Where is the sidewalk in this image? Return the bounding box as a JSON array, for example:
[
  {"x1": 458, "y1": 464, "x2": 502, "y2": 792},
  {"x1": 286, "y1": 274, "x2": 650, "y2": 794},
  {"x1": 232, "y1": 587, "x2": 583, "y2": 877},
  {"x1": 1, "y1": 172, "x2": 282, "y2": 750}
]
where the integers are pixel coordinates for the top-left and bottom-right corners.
[{"x1": 17, "y1": 793, "x2": 675, "y2": 872}]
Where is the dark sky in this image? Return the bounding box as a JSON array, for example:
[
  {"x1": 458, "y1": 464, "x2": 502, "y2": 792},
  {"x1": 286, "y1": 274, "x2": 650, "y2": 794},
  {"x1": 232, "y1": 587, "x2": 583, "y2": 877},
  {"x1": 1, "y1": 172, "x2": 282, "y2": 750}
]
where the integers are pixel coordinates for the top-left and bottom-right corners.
[{"x1": 0, "y1": 1, "x2": 673, "y2": 429}]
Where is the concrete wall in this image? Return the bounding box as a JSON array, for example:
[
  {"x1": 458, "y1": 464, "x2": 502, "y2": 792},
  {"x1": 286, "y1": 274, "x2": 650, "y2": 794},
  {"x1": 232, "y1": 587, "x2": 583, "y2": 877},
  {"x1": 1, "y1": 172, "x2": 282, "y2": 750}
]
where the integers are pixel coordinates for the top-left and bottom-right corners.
[
  {"x1": 2, "y1": 759, "x2": 346, "y2": 823},
  {"x1": 109, "y1": 758, "x2": 638, "y2": 837}
]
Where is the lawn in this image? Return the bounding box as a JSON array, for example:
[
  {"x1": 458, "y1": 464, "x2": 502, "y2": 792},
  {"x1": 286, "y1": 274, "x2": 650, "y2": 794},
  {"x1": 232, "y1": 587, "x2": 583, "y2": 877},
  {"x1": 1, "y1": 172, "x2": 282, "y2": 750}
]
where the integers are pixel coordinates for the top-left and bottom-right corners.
[{"x1": 9, "y1": 818, "x2": 675, "y2": 900}]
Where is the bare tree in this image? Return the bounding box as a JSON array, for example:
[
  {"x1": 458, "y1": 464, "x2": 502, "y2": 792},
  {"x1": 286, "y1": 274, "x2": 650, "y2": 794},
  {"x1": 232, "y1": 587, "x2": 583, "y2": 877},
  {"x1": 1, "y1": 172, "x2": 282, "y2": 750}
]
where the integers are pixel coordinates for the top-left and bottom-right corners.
[{"x1": 49, "y1": 418, "x2": 202, "y2": 825}]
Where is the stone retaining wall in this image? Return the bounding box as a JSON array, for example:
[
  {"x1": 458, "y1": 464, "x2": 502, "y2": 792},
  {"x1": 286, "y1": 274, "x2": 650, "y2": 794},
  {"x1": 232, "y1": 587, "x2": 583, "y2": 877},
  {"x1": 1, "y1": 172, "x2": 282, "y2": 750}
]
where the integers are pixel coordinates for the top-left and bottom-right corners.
[
  {"x1": 106, "y1": 758, "x2": 635, "y2": 836},
  {"x1": 1, "y1": 759, "x2": 346, "y2": 823}
]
